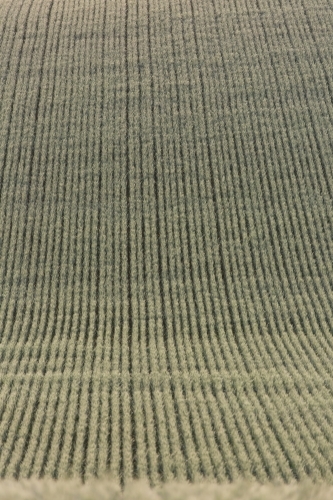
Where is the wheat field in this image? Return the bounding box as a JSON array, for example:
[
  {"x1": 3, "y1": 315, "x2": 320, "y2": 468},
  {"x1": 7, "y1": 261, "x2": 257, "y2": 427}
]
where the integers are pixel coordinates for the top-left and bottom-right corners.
[{"x1": 0, "y1": 0, "x2": 333, "y2": 497}]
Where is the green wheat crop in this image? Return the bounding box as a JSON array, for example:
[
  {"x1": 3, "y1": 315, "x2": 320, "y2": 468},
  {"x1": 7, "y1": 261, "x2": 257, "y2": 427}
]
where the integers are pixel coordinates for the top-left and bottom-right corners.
[{"x1": 0, "y1": 0, "x2": 333, "y2": 495}]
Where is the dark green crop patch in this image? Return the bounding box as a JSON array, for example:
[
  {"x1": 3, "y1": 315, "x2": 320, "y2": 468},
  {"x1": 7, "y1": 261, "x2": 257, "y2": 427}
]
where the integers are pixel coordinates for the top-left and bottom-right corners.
[{"x1": 0, "y1": 0, "x2": 333, "y2": 494}]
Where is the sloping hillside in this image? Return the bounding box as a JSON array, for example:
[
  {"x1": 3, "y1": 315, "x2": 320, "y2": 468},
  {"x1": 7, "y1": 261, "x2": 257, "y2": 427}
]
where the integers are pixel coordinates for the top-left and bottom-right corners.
[{"x1": 0, "y1": 0, "x2": 333, "y2": 495}]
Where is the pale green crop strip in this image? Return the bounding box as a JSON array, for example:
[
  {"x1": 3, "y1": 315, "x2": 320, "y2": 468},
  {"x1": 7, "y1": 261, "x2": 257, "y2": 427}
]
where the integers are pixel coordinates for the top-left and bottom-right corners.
[{"x1": 0, "y1": 478, "x2": 333, "y2": 500}]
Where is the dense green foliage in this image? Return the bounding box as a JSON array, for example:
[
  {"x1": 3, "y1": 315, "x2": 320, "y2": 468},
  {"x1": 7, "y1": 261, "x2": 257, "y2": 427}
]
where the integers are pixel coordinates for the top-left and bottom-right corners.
[{"x1": 0, "y1": 0, "x2": 333, "y2": 491}]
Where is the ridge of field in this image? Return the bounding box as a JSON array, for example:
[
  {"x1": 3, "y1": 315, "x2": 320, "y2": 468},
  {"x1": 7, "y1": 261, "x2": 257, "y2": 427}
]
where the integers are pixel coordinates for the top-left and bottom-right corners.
[
  {"x1": 0, "y1": 0, "x2": 333, "y2": 489},
  {"x1": 1, "y1": 479, "x2": 333, "y2": 500}
]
